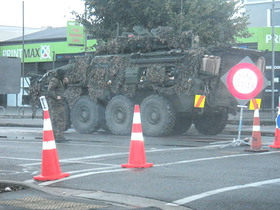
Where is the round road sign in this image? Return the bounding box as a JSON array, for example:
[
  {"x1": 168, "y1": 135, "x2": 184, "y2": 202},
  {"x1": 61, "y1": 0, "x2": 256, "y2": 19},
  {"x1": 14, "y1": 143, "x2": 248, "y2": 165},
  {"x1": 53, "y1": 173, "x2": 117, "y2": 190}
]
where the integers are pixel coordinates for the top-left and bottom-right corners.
[
  {"x1": 227, "y1": 62, "x2": 263, "y2": 100},
  {"x1": 276, "y1": 114, "x2": 280, "y2": 129}
]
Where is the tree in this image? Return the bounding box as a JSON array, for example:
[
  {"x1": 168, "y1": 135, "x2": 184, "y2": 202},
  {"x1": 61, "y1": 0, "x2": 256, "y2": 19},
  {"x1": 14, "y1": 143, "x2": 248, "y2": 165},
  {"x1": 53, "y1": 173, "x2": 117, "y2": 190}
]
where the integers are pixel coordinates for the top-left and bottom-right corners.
[{"x1": 75, "y1": 0, "x2": 250, "y2": 46}]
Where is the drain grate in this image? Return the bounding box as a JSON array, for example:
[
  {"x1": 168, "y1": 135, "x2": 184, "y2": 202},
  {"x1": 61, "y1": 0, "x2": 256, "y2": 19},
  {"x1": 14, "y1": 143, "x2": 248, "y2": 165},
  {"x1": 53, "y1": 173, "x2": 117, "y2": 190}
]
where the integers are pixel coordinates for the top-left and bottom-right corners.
[
  {"x1": 0, "y1": 183, "x2": 27, "y2": 193},
  {"x1": 0, "y1": 196, "x2": 108, "y2": 209}
]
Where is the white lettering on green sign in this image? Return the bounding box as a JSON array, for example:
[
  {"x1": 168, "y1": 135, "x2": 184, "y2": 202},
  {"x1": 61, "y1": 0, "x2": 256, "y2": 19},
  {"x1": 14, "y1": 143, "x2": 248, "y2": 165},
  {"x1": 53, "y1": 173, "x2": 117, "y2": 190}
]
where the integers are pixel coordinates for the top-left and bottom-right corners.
[
  {"x1": 2, "y1": 45, "x2": 51, "y2": 60},
  {"x1": 266, "y1": 34, "x2": 280, "y2": 44},
  {"x1": 3, "y1": 49, "x2": 23, "y2": 57}
]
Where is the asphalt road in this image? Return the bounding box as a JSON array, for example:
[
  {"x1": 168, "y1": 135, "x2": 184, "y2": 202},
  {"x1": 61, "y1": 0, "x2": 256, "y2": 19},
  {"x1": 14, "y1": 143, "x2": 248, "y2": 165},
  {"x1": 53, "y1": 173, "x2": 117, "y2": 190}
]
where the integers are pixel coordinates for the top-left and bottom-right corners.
[{"x1": 1, "y1": 126, "x2": 280, "y2": 210}]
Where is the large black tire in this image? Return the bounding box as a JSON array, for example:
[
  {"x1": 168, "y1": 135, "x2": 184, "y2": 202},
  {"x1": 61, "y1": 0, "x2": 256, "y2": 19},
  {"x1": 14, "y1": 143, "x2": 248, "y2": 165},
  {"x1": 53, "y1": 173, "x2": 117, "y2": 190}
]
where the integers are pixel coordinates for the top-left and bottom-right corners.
[
  {"x1": 105, "y1": 95, "x2": 134, "y2": 135},
  {"x1": 71, "y1": 96, "x2": 103, "y2": 134},
  {"x1": 173, "y1": 116, "x2": 192, "y2": 135},
  {"x1": 194, "y1": 110, "x2": 228, "y2": 135},
  {"x1": 141, "y1": 95, "x2": 175, "y2": 137}
]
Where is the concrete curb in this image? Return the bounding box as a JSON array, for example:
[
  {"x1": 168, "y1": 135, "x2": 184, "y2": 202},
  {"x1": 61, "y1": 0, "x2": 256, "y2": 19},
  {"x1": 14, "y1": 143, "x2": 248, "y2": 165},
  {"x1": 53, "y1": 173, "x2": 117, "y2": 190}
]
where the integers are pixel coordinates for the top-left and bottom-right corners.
[{"x1": 0, "y1": 180, "x2": 191, "y2": 210}]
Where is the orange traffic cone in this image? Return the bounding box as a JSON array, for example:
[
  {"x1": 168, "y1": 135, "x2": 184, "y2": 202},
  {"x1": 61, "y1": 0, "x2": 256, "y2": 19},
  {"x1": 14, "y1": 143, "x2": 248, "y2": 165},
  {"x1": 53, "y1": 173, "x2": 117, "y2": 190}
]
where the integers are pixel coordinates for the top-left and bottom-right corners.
[
  {"x1": 34, "y1": 96, "x2": 69, "y2": 181},
  {"x1": 121, "y1": 105, "x2": 153, "y2": 168},
  {"x1": 269, "y1": 128, "x2": 280, "y2": 148},
  {"x1": 245, "y1": 108, "x2": 269, "y2": 152},
  {"x1": 269, "y1": 104, "x2": 280, "y2": 148}
]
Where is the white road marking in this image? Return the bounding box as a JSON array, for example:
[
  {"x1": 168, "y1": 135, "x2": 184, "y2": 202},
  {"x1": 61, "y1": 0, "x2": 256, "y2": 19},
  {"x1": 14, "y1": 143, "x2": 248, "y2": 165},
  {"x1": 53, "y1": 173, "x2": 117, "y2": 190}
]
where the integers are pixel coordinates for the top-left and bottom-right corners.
[
  {"x1": 0, "y1": 156, "x2": 40, "y2": 161},
  {"x1": 166, "y1": 178, "x2": 280, "y2": 206},
  {"x1": 155, "y1": 150, "x2": 280, "y2": 167},
  {"x1": 3, "y1": 135, "x2": 279, "y2": 206},
  {"x1": 67, "y1": 165, "x2": 120, "y2": 174},
  {"x1": 24, "y1": 150, "x2": 280, "y2": 186},
  {"x1": 36, "y1": 168, "x2": 129, "y2": 186},
  {"x1": 18, "y1": 145, "x2": 219, "y2": 167}
]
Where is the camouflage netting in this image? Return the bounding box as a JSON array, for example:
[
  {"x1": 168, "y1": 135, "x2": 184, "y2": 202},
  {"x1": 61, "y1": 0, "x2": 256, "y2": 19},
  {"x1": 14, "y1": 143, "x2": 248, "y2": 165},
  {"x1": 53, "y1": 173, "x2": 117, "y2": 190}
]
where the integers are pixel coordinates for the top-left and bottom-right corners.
[
  {"x1": 151, "y1": 26, "x2": 195, "y2": 49},
  {"x1": 28, "y1": 26, "x2": 207, "y2": 113},
  {"x1": 28, "y1": 74, "x2": 44, "y2": 113},
  {"x1": 95, "y1": 36, "x2": 165, "y2": 55},
  {"x1": 95, "y1": 26, "x2": 197, "y2": 55},
  {"x1": 87, "y1": 47, "x2": 206, "y2": 98},
  {"x1": 64, "y1": 87, "x2": 82, "y2": 109},
  {"x1": 65, "y1": 55, "x2": 92, "y2": 85},
  {"x1": 142, "y1": 48, "x2": 206, "y2": 95},
  {"x1": 88, "y1": 55, "x2": 130, "y2": 102},
  {"x1": 145, "y1": 65, "x2": 169, "y2": 84},
  {"x1": 63, "y1": 55, "x2": 92, "y2": 108},
  {"x1": 28, "y1": 71, "x2": 53, "y2": 115}
]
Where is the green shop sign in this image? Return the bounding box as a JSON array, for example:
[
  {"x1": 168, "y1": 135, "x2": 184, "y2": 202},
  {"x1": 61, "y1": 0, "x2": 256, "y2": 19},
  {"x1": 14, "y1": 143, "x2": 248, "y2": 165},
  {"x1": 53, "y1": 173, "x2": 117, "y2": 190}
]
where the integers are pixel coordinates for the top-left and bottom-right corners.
[
  {"x1": 238, "y1": 27, "x2": 280, "y2": 51},
  {"x1": 67, "y1": 21, "x2": 85, "y2": 46},
  {"x1": 0, "y1": 40, "x2": 96, "y2": 63}
]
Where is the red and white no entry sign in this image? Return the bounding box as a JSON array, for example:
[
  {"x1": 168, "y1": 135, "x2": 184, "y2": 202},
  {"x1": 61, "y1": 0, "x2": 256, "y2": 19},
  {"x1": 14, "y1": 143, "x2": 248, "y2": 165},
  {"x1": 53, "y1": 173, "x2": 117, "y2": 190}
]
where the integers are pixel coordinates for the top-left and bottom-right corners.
[{"x1": 226, "y1": 62, "x2": 263, "y2": 100}]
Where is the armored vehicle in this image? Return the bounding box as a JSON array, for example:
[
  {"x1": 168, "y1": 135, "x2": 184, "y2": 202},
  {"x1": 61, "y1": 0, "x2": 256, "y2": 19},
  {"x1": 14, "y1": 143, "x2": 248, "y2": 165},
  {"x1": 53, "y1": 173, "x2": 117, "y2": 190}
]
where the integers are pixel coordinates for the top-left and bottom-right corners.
[{"x1": 29, "y1": 27, "x2": 266, "y2": 137}]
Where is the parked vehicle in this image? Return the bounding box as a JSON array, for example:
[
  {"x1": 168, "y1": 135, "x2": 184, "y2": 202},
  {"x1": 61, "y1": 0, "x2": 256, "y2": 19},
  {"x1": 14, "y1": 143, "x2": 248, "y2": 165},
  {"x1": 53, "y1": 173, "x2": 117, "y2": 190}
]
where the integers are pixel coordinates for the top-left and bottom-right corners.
[{"x1": 29, "y1": 27, "x2": 266, "y2": 137}]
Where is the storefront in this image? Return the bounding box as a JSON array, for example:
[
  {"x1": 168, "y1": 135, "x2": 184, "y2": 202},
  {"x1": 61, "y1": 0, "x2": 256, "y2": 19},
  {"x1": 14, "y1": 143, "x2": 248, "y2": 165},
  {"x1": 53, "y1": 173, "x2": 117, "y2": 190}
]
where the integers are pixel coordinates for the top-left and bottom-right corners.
[
  {"x1": 0, "y1": 23, "x2": 97, "y2": 106},
  {"x1": 238, "y1": 27, "x2": 280, "y2": 109}
]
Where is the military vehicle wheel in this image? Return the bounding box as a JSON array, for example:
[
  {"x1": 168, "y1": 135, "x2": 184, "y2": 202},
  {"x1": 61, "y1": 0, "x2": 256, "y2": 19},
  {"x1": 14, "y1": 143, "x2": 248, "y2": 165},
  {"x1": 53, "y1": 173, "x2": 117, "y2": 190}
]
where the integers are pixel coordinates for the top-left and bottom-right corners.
[
  {"x1": 71, "y1": 96, "x2": 102, "y2": 134},
  {"x1": 194, "y1": 111, "x2": 228, "y2": 135},
  {"x1": 173, "y1": 116, "x2": 192, "y2": 134},
  {"x1": 105, "y1": 95, "x2": 134, "y2": 135},
  {"x1": 141, "y1": 95, "x2": 175, "y2": 137}
]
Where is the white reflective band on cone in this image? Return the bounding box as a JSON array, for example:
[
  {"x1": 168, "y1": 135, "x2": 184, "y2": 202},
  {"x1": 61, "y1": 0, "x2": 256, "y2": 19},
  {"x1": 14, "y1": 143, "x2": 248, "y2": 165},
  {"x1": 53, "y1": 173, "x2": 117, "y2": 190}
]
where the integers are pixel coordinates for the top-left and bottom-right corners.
[
  {"x1": 252, "y1": 125, "x2": 260, "y2": 132},
  {"x1": 43, "y1": 141, "x2": 56, "y2": 150},
  {"x1": 131, "y1": 132, "x2": 144, "y2": 141},
  {"x1": 254, "y1": 109, "x2": 259, "y2": 117},
  {"x1": 133, "y1": 113, "x2": 141, "y2": 124},
  {"x1": 43, "y1": 118, "x2": 53, "y2": 131}
]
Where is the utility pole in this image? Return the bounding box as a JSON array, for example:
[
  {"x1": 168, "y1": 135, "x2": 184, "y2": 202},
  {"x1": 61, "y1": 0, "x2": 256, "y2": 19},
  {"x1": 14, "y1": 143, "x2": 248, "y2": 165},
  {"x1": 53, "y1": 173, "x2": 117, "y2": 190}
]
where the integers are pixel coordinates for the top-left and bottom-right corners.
[
  {"x1": 272, "y1": 0, "x2": 275, "y2": 118},
  {"x1": 84, "y1": 1, "x2": 87, "y2": 52},
  {"x1": 179, "y1": 0, "x2": 183, "y2": 34},
  {"x1": 21, "y1": 0, "x2": 25, "y2": 107}
]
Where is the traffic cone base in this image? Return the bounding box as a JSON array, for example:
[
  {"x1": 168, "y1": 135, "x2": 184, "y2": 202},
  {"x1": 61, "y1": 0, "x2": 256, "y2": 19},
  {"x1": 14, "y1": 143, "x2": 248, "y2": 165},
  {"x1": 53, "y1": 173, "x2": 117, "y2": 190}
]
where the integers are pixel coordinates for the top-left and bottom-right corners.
[
  {"x1": 121, "y1": 141, "x2": 154, "y2": 168},
  {"x1": 34, "y1": 172, "x2": 69, "y2": 181},
  {"x1": 245, "y1": 148, "x2": 269, "y2": 152},
  {"x1": 269, "y1": 145, "x2": 280, "y2": 148},
  {"x1": 245, "y1": 109, "x2": 269, "y2": 152},
  {"x1": 121, "y1": 163, "x2": 154, "y2": 168},
  {"x1": 34, "y1": 148, "x2": 70, "y2": 181}
]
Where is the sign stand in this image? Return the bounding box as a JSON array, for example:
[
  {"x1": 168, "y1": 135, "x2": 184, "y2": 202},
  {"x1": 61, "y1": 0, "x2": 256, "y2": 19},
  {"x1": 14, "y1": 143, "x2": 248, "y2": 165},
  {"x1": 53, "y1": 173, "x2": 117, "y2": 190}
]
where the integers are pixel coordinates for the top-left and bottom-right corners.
[
  {"x1": 219, "y1": 56, "x2": 267, "y2": 149},
  {"x1": 220, "y1": 105, "x2": 250, "y2": 148}
]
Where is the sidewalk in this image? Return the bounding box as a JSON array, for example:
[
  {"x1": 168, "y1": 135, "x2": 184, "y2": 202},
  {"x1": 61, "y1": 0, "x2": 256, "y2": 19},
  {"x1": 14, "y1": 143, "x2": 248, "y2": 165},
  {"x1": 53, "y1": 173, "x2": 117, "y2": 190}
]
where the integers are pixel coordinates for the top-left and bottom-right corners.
[
  {"x1": 0, "y1": 180, "x2": 183, "y2": 209},
  {"x1": 0, "y1": 181, "x2": 127, "y2": 210},
  {"x1": 0, "y1": 106, "x2": 42, "y2": 117},
  {"x1": 0, "y1": 106, "x2": 43, "y2": 128}
]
